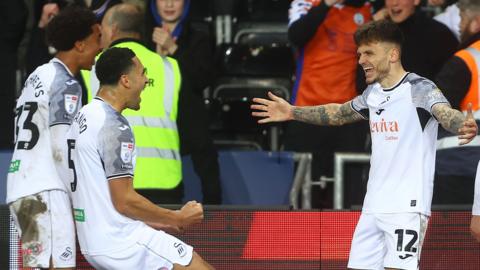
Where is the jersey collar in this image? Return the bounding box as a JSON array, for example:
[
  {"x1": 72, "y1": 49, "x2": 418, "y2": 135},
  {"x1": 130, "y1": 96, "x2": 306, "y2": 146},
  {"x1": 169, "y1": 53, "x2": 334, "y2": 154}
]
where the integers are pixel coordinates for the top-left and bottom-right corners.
[{"x1": 50, "y1": 58, "x2": 74, "y2": 77}]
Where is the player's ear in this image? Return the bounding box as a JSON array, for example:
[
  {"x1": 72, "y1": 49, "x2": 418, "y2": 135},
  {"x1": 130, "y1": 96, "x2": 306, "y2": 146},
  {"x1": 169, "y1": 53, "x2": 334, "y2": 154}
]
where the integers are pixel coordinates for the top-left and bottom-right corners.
[
  {"x1": 74, "y1": 39, "x2": 86, "y2": 53},
  {"x1": 390, "y1": 46, "x2": 401, "y2": 63},
  {"x1": 119, "y1": 74, "x2": 130, "y2": 88}
]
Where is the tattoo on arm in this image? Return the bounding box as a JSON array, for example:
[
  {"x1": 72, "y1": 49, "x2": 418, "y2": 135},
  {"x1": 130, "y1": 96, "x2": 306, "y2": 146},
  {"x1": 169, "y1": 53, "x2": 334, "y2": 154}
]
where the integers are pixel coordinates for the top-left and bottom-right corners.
[
  {"x1": 292, "y1": 102, "x2": 364, "y2": 126},
  {"x1": 432, "y1": 104, "x2": 465, "y2": 134}
]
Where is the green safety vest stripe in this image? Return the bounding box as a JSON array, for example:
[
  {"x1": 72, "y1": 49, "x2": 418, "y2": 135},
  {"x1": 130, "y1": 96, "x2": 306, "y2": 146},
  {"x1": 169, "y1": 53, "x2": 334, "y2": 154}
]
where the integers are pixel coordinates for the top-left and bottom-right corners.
[
  {"x1": 82, "y1": 41, "x2": 183, "y2": 188},
  {"x1": 125, "y1": 115, "x2": 177, "y2": 129}
]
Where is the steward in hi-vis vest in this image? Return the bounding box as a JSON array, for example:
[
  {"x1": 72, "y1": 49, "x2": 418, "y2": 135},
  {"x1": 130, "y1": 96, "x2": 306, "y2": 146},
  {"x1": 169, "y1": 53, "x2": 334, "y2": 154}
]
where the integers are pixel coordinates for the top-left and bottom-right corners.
[
  {"x1": 83, "y1": 39, "x2": 182, "y2": 191},
  {"x1": 436, "y1": 38, "x2": 480, "y2": 179}
]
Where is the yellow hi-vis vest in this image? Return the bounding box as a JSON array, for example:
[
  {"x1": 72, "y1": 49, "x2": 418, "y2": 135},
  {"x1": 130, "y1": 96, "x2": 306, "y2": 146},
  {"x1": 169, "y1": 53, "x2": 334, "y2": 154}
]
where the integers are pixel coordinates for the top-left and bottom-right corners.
[{"x1": 82, "y1": 41, "x2": 182, "y2": 189}]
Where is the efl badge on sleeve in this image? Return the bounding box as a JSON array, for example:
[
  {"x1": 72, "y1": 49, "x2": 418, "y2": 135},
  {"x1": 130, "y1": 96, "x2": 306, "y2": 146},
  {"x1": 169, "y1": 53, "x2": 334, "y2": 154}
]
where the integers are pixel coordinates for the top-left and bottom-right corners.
[
  {"x1": 121, "y1": 142, "x2": 134, "y2": 163},
  {"x1": 64, "y1": 94, "x2": 79, "y2": 115}
]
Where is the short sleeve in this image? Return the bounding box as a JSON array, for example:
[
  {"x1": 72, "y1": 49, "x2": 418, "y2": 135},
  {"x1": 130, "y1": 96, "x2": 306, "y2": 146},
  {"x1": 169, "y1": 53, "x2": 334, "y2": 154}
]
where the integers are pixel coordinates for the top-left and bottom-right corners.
[
  {"x1": 351, "y1": 86, "x2": 371, "y2": 119},
  {"x1": 411, "y1": 77, "x2": 450, "y2": 114},
  {"x1": 49, "y1": 78, "x2": 82, "y2": 126},
  {"x1": 98, "y1": 115, "x2": 135, "y2": 180}
]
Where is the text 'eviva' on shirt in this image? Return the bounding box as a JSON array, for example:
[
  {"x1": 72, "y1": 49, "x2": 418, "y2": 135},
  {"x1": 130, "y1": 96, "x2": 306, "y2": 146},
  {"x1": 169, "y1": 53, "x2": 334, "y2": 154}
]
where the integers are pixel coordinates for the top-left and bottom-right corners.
[{"x1": 351, "y1": 72, "x2": 450, "y2": 216}]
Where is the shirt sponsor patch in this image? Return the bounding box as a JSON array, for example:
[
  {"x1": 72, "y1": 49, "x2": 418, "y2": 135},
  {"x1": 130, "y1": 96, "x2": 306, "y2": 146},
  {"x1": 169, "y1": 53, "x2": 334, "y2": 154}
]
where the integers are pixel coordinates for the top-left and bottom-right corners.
[
  {"x1": 121, "y1": 142, "x2": 134, "y2": 163},
  {"x1": 9, "y1": 160, "x2": 21, "y2": 173},
  {"x1": 64, "y1": 94, "x2": 79, "y2": 115},
  {"x1": 74, "y1": 208, "x2": 85, "y2": 222}
]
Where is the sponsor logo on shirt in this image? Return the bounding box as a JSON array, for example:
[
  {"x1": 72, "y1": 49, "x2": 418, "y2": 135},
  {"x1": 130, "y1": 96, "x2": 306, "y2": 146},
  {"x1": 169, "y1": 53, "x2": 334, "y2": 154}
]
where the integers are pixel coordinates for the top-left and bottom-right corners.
[
  {"x1": 370, "y1": 118, "x2": 399, "y2": 133},
  {"x1": 121, "y1": 142, "x2": 134, "y2": 163},
  {"x1": 74, "y1": 208, "x2": 85, "y2": 222},
  {"x1": 64, "y1": 94, "x2": 79, "y2": 115},
  {"x1": 9, "y1": 160, "x2": 21, "y2": 173}
]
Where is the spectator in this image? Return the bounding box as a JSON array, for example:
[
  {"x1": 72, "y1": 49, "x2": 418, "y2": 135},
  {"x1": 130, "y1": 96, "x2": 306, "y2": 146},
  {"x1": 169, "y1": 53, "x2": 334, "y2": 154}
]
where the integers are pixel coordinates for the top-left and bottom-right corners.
[
  {"x1": 146, "y1": 0, "x2": 222, "y2": 204},
  {"x1": 0, "y1": 0, "x2": 27, "y2": 149},
  {"x1": 7, "y1": 7, "x2": 101, "y2": 269},
  {"x1": 25, "y1": 0, "x2": 120, "y2": 78},
  {"x1": 67, "y1": 46, "x2": 214, "y2": 270},
  {"x1": 83, "y1": 3, "x2": 185, "y2": 204},
  {"x1": 377, "y1": 0, "x2": 459, "y2": 80},
  {"x1": 429, "y1": 0, "x2": 461, "y2": 40},
  {"x1": 286, "y1": 0, "x2": 372, "y2": 208},
  {"x1": 434, "y1": 0, "x2": 480, "y2": 204}
]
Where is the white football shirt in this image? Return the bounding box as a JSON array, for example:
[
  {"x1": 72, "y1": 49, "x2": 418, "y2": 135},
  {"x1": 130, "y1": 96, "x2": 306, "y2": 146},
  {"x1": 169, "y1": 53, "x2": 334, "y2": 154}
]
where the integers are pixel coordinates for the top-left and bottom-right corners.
[
  {"x1": 66, "y1": 97, "x2": 147, "y2": 255},
  {"x1": 7, "y1": 58, "x2": 81, "y2": 203},
  {"x1": 351, "y1": 72, "x2": 449, "y2": 215}
]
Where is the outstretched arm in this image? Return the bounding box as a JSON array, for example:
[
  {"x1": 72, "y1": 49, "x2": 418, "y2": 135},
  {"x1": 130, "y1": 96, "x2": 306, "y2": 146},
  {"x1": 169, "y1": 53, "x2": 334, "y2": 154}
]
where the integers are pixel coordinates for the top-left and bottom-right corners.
[
  {"x1": 251, "y1": 91, "x2": 364, "y2": 126},
  {"x1": 431, "y1": 103, "x2": 478, "y2": 145}
]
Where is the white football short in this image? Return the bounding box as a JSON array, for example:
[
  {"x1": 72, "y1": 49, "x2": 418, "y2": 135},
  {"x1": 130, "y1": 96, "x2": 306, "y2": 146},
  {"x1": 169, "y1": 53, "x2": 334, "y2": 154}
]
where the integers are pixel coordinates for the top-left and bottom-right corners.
[
  {"x1": 472, "y1": 161, "x2": 480, "y2": 215},
  {"x1": 348, "y1": 212, "x2": 429, "y2": 270},
  {"x1": 9, "y1": 189, "x2": 76, "y2": 268},
  {"x1": 84, "y1": 226, "x2": 193, "y2": 270}
]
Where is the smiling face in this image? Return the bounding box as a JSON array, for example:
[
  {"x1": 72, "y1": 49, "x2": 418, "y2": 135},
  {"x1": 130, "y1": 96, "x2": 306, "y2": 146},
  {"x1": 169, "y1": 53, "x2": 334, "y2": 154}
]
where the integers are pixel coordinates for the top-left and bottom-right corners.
[
  {"x1": 78, "y1": 24, "x2": 102, "y2": 70},
  {"x1": 357, "y1": 41, "x2": 395, "y2": 85},
  {"x1": 156, "y1": 0, "x2": 184, "y2": 23},
  {"x1": 125, "y1": 57, "x2": 148, "y2": 111},
  {"x1": 459, "y1": 7, "x2": 480, "y2": 43},
  {"x1": 385, "y1": 0, "x2": 420, "y2": 23}
]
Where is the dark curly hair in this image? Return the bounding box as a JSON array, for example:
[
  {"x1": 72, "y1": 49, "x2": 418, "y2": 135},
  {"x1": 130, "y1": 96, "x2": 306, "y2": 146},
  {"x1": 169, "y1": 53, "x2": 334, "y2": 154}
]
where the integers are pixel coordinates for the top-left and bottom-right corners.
[
  {"x1": 46, "y1": 6, "x2": 97, "y2": 51},
  {"x1": 96, "y1": 47, "x2": 136, "y2": 86},
  {"x1": 354, "y1": 19, "x2": 404, "y2": 48}
]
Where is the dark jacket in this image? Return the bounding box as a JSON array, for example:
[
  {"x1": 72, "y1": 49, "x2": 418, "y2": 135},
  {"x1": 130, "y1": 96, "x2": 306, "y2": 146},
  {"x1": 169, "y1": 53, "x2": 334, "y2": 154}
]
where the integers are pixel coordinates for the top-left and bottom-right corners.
[
  {"x1": 435, "y1": 32, "x2": 480, "y2": 109},
  {"x1": 398, "y1": 11, "x2": 458, "y2": 80}
]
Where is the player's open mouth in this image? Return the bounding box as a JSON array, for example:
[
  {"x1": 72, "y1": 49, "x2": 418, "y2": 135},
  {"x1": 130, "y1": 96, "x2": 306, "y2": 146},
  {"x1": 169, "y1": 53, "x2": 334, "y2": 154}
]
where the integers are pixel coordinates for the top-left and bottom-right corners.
[{"x1": 364, "y1": 67, "x2": 374, "y2": 76}]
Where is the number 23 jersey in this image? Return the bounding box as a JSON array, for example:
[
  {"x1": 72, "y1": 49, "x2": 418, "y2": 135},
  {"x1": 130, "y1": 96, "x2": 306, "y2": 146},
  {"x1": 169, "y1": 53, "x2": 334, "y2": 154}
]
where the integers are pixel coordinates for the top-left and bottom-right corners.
[{"x1": 7, "y1": 58, "x2": 81, "y2": 203}]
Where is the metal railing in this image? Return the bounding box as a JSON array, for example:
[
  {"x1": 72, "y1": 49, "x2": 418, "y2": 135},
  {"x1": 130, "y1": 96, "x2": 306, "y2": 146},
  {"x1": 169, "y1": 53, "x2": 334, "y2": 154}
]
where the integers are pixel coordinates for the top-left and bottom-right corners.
[{"x1": 290, "y1": 152, "x2": 371, "y2": 210}]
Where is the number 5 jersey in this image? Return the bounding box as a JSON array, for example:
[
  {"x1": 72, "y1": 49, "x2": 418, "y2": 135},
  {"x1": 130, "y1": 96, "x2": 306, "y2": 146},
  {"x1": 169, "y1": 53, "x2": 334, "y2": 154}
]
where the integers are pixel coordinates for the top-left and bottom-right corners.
[{"x1": 7, "y1": 58, "x2": 82, "y2": 203}]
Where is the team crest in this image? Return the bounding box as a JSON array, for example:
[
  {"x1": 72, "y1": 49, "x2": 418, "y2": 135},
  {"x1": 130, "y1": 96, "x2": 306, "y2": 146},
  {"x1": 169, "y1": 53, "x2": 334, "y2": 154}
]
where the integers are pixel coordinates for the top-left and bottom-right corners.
[
  {"x1": 353, "y1": 12, "x2": 365, "y2": 25},
  {"x1": 64, "y1": 94, "x2": 79, "y2": 115},
  {"x1": 120, "y1": 142, "x2": 134, "y2": 163}
]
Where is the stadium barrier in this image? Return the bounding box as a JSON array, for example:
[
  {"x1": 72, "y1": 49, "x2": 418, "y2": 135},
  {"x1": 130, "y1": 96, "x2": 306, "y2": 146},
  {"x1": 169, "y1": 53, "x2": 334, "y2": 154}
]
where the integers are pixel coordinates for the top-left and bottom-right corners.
[{"x1": 3, "y1": 206, "x2": 480, "y2": 270}]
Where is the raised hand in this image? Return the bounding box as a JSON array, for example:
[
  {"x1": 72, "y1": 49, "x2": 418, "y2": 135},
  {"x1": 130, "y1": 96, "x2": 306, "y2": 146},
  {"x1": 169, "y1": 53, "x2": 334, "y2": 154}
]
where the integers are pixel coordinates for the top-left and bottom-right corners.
[
  {"x1": 38, "y1": 3, "x2": 59, "y2": 28},
  {"x1": 152, "y1": 27, "x2": 177, "y2": 56},
  {"x1": 458, "y1": 103, "x2": 478, "y2": 145},
  {"x1": 178, "y1": 200, "x2": 204, "y2": 228},
  {"x1": 251, "y1": 92, "x2": 294, "y2": 124}
]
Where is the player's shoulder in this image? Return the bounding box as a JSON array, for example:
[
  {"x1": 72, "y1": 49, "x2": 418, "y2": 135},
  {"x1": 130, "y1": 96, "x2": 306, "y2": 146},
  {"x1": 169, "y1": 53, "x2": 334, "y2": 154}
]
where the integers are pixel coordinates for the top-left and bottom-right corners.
[
  {"x1": 404, "y1": 72, "x2": 437, "y2": 92},
  {"x1": 84, "y1": 98, "x2": 130, "y2": 130}
]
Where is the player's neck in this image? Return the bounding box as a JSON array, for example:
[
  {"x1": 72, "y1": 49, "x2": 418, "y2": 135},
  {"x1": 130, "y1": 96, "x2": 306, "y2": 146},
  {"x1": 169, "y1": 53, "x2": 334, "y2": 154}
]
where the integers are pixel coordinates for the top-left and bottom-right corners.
[
  {"x1": 97, "y1": 87, "x2": 126, "y2": 113},
  {"x1": 55, "y1": 52, "x2": 80, "y2": 75},
  {"x1": 379, "y1": 65, "x2": 407, "y2": 89}
]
